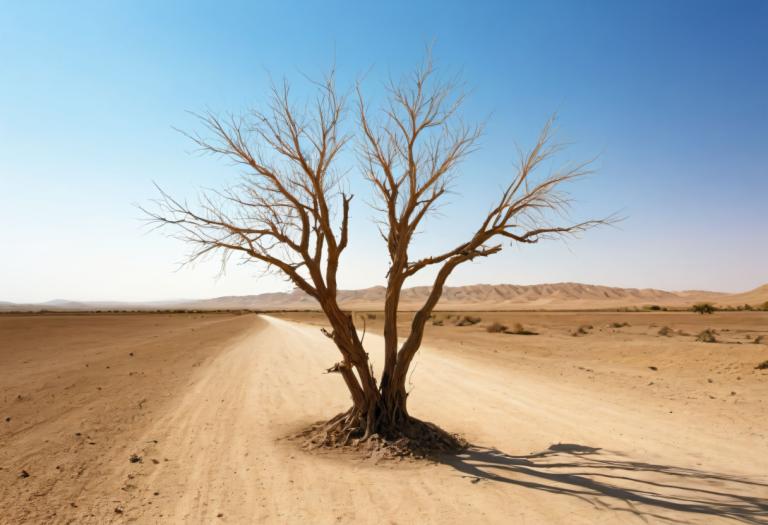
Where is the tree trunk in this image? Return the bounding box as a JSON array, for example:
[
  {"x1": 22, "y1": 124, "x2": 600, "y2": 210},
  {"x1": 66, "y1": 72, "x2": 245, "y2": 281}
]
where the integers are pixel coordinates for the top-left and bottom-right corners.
[
  {"x1": 304, "y1": 285, "x2": 470, "y2": 456},
  {"x1": 302, "y1": 303, "x2": 463, "y2": 454},
  {"x1": 318, "y1": 311, "x2": 410, "y2": 439}
]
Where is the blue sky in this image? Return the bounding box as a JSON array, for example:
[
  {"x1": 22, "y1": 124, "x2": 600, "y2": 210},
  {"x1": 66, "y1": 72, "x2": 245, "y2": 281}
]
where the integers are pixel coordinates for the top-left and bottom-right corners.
[{"x1": 1, "y1": 0, "x2": 766, "y2": 302}]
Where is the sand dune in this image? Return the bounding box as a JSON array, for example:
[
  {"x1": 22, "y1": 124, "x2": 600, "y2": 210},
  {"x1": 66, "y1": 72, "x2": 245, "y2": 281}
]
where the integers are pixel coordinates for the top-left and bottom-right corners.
[
  {"x1": 189, "y1": 282, "x2": 766, "y2": 311},
  {"x1": 719, "y1": 284, "x2": 768, "y2": 307},
  {"x1": 3, "y1": 282, "x2": 766, "y2": 312}
]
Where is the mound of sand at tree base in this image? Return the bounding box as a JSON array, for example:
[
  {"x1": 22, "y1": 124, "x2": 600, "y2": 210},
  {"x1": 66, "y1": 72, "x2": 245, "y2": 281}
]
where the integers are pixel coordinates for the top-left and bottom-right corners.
[
  {"x1": 1, "y1": 312, "x2": 767, "y2": 523},
  {"x1": 185, "y1": 282, "x2": 768, "y2": 311}
]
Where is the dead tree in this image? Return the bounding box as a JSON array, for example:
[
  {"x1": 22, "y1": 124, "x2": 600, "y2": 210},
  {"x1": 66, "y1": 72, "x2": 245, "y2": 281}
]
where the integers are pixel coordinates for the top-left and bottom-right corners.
[{"x1": 145, "y1": 59, "x2": 609, "y2": 452}]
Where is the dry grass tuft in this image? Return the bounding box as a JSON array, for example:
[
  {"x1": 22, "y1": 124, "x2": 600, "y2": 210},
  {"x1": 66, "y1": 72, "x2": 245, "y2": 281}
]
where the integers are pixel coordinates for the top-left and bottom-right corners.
[
  {"x1": 486, "y1": 322, "x2": 507, "y2": 333},
  {"x1": 455, "y1": 315, "x2": 482, "y2": 326},
  {"x1": 696, "y1": 329, "x2": 718, "y2": 343},
  {"x1": 658, "y1": 326, "x2": 674, "y2": 337},
  {"x1": 572, "y1": 324, "x2": 593, "y2": 337},
  {"x1": 506, "y1": 322, "x2": 538, "y2": 335}
]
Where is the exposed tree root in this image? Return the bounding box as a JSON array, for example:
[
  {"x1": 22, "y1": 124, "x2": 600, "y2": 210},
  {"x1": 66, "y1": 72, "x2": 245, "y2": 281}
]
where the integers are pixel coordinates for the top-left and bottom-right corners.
[{"x1": 292, "y1": 410, "x2": 467, "y2": 460}]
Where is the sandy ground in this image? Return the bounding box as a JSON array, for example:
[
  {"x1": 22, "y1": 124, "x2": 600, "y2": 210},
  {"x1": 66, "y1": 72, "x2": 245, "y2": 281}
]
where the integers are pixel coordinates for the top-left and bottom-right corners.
[{"x1": 1, "y1": 312, "x2": 767, "y2": 524}]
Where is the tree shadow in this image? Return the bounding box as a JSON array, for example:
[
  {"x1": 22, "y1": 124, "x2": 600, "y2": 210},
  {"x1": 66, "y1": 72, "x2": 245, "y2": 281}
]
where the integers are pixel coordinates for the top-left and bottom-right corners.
[{"x1": 439, "y1": 443, "x2": 768, "y2": 524}]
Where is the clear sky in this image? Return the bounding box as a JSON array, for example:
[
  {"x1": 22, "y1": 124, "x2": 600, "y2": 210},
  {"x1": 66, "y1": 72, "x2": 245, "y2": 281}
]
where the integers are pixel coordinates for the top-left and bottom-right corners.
[{"x1": 1, "y1": 0, "x2": 766, "y2": 303}]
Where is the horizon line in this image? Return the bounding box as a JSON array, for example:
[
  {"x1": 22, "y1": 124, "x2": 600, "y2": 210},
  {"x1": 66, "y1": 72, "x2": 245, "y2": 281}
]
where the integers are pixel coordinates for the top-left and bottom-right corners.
[{"x1": 3, "y1": 280, "x2": 765, "y2": 306}]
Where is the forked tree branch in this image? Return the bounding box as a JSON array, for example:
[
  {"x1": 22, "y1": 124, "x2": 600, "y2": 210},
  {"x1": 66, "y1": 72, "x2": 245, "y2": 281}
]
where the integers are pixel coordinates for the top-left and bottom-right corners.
[
  {"x1": 144, "y1": 72, "x2": 353, "y2": 299},
  {"x1": 356, "y1": 61, "x2": 616, "y2": 386},
  {"x1": 142, "y1": 71, "x2": 386, "y2": 403}
]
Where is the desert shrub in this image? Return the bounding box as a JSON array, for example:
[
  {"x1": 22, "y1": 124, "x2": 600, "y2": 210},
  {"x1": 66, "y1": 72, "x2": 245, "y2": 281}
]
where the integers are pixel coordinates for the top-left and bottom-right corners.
[
  {"x1": 432, "y1": 319, "x2": 444, "y2": 326},
  {"x1": 486, "y1": 322, "x2": 508, "y2": 333},
  {"x1": 609, "y1": 321, "x2": 630, "y2": 328},
  {"x1": 658, "y1": 326, "x2": 674, "y2": 337},
  {"x1": 754, "y1": 335, "x2": 765, "y2": 345},
  {"x1": 366, "y1": 313, "x2": 377, "y2": 320},
  {"x1": 692, "y1": 303, "x2": 715, "y2": 315},
  {"x1": 645, "y1": 305, "x2": 662, "y2": 311},
  {"x1": 572, "y1": 324, "x2": 593, "y2": 336},
  {"x1": 455, "y1": 315, "x2": 481, "y2": 326},
  {"x1": 755, "y1": 360, "x2": 768, "y2": 370},
  {"x1": 696, "y1": 329, "x2": 717, "y2": 343},
  {"x1": 506, "y1": 322, "x2": 538, "y2": 335},
  {"x1": 762, "y1": 302, "x2": 768, "y2": 311}
]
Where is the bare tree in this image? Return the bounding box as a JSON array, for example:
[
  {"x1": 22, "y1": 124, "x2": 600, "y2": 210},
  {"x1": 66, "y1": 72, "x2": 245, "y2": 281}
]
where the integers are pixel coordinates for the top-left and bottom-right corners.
[{"x1": 145, "y1": 59, "x2": 609, "y2": 452}]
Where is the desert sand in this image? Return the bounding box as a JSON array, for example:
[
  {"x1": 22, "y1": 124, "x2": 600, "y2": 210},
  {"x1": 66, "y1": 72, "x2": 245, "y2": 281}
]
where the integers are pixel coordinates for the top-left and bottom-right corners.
[{"x1": 1, "y1": 311, "x2": 767, "y2": 523}]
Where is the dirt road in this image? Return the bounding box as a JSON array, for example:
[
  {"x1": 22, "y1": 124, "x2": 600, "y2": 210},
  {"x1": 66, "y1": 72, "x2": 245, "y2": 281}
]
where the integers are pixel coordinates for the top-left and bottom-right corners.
[{"x1": 1, "y1": 314, "x2": 766, "y2": 524}]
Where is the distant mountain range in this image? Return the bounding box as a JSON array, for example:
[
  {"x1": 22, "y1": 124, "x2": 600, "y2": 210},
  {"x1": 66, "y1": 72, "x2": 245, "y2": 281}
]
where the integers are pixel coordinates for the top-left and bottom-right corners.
[{"x1": 3, "y1": 282, "x2": 767, "y2": 312}]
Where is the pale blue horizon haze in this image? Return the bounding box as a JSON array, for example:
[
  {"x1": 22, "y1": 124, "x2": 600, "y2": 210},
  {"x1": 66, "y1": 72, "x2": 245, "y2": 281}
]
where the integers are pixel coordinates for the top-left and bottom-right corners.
[{"x1": 1, "y1": 1, "x2": 766, "y2": 303}]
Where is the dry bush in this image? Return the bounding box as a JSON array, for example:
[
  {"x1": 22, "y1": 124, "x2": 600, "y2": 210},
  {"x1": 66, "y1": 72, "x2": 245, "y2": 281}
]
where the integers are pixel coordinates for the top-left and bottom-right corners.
[
  {"x1": 692, "y1": 303, "x2": 716, "y2": 315},
  {"x1": 696, "y1": 329, "x2": 718, "y2": 343},
  {"x1": 366, "y1": 313, "x2": 377, "y2": 320},
  {"x1": 455, "y1": 315, "x2": 482, "y2": 326},
  {"x1": 506, "y1": 322, "x2": 538, "y2": 335},
  {"x1": 609, "y1": 321, "x2": 630, "y2": 328},
  {"x1": 754, "y1": 335, "x2": 765, "y2": 345},
  {"x1": 572, "y1": 324, "x2": 593, "y2": 336},
  {"x1": 756, "y1": 360, "x2": 768, "y2": 370},
  {"x1": 486, "y1": 322, "x2": 508, "y2": 333},
  {"x1": 432, "y1": 319, "x2": 444, "y2": 326},
  {"x1": 658, "y1": 326, "x2": 674, "y2": 337}
]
